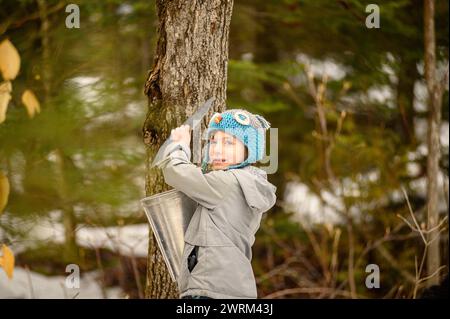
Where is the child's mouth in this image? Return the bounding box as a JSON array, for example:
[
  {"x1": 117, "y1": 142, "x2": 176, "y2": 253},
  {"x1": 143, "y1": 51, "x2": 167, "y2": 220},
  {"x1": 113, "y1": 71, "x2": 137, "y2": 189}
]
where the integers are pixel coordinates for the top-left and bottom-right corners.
[{"x1": 212, "y1": 159, "x2": 227, "y2": 164}]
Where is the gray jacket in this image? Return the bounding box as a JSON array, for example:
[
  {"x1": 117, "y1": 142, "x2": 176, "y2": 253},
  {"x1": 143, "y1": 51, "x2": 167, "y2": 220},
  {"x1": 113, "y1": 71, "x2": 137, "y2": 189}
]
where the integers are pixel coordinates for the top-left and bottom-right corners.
[{"x1": 158, "y1": 141, "x2": 277, "y2": 299}]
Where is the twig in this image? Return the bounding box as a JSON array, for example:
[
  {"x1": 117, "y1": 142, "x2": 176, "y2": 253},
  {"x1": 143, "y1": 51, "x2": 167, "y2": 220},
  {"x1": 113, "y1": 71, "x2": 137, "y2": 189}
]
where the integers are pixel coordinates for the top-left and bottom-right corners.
[
  {"x1": 401, "y1": 187, "x2": 427, "y2": 244},
  {"x1": 400, "y1": 186, "x2": 449, "y2": 297},
  {"x1": 94, "y1": 246, "x2": 108, "y2": 299},
  {"x1": 60, "y1": 282, "x2": 68, "y2": 299},
  {"x1": 25, "y1": 265, "x2": 36, "y2": 299},
  {"x1": 329, "y1": 228, "x2": 341, "y2": 289},
  {"x1": 263, "y1": 287, "x2": 362, "y2": 299},
  {"x1": 9, "y1": 1, "x2": 67, "y2": 30},
  {"x1": 443, "y1": 174, "x2": 449, "y2": 213},
  {"x1": 130, "y1": 253, "x2": 144, "y2": 299}
]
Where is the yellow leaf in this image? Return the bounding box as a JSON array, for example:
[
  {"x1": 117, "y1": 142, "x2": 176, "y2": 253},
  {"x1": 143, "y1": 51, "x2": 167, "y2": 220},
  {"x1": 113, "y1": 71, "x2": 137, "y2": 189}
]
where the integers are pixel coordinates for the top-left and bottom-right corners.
[
  {"x1": 21, "y1": 89, "x2": 40, "y2": 118},
  {"x1": 0, "y1": 171, "x2": 10, "y2": 215},
  {"x1": 0, "y1": 81, "x2": 12, "y2": 124},
  {"x1": 0, "y1": 244, "x2": 15, "y2": 279},
  {"x1": 0, "y1": 39, "x2": 21, "y2": 81},
  {"x1": 343, "y1": 81, "x2": 352, "y2": 91}
]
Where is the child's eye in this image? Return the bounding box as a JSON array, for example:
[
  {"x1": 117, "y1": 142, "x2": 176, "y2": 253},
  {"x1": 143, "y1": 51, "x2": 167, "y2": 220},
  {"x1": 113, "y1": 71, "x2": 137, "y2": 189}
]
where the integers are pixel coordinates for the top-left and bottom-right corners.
[{"x1": 225, "y1": 140, "x2": 234, "y2": 145}]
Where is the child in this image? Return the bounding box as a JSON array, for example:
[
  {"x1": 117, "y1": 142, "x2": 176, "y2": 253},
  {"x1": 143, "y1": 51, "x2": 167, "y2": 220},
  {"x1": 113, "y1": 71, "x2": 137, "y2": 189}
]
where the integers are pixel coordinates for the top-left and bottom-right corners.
[{"x1": 157, "y1": 109, "x2": 277, "y2": 299}]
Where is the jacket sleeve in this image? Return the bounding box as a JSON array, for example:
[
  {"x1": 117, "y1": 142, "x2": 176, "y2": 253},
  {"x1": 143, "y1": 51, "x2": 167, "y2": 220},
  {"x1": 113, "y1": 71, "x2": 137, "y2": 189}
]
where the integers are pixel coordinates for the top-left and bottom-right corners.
[{"x1": 156, "y1": 141, "x2": 235, "y2": 210}]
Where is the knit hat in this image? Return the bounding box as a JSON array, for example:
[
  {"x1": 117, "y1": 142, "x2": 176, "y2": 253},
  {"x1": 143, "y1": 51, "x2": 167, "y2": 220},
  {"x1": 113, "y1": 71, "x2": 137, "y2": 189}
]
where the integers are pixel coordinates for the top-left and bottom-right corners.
[{"x1": 201, "y1": 109, "x2": 271, "y2": 172}]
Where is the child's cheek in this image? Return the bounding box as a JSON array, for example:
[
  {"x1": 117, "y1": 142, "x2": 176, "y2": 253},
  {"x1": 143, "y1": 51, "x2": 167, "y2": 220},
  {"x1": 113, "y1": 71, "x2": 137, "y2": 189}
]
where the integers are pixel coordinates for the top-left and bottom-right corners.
[{"x1": 225, "y1": 146, "x2": 234, "y2": 163}]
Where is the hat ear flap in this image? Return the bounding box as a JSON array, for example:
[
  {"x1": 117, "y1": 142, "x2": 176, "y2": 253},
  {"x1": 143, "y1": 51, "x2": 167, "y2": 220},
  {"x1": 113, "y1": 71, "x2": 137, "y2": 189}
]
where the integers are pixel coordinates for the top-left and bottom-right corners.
[
  {"x1": 201, "y1": 141, "x2": 211, "y2": 173},
  {"x1": 255, "y1": 114, "x2": 271, "y2": 129},
  {"x1": 210, "y1": 112, "x2": 221, "y2": 125}
]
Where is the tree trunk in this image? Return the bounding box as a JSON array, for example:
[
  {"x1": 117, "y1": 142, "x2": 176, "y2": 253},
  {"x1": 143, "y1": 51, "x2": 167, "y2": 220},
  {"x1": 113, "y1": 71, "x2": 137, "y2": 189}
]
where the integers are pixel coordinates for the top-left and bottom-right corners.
[
  {"x1": 53, "y1": 149, "x2": 79, "y2": 263},
  {"x1": 37, "y1": 0, "x2": 51, "y2": 98},
  {"x1": 142, "y1": 0, "x2": 234, "y2": 299},
  {"x1": 37, "y1": 0, "x2": 79, "y2": 262},
  {"x1": 396, "y1": 57, "x2": 418, "y2": 145},
  {"x1": 424, "y1": 0, "x2": 443, "y2": 287}
]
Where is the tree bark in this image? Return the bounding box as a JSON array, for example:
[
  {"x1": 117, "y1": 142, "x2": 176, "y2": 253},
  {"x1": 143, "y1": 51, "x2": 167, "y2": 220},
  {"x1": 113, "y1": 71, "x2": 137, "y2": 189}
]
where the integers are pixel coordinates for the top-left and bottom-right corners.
[
  {"x1": 37, "y1": 0, "x2": 51, "y2": 99},
  {"x1": 424, "y1": 0, "x2": 444, "y2": 287},
  {"x1": 142, "y1": 0, "x2": 234, "y2": 299},
  {"x1": 53, "y1": 149, "x2": 79, "y2": 263},
  {"x1": 396, "y1": 57, "x2": 418, "y2": 145}
]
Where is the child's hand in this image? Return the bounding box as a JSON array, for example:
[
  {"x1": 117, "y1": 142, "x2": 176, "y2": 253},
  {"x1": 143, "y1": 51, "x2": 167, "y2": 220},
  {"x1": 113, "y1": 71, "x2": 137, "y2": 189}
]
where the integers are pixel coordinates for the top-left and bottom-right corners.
[{"x1": 170, "y1": 124, "x2": 191, "y2": 146}]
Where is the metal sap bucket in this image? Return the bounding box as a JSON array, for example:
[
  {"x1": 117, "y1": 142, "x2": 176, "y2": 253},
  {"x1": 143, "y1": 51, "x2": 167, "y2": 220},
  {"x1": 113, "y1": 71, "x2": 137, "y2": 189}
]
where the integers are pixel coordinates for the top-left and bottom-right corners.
[{"x1": 140, "y1": 189, "x2": 197, "y2": 282}]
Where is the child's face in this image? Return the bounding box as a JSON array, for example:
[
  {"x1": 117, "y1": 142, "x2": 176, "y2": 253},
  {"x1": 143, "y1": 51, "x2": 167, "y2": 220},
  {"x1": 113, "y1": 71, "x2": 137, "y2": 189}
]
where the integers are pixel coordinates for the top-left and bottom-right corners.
[{"x1": 208, "y1": 130, "x2": 246, "y2": 170}]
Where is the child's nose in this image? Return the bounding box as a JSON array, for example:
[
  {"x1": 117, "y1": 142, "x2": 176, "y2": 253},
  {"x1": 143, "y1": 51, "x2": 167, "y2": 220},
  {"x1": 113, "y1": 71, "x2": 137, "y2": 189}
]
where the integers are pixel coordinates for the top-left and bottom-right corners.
[{"x1": 211, "y1": 143, "x2": 224, "y2": 155}]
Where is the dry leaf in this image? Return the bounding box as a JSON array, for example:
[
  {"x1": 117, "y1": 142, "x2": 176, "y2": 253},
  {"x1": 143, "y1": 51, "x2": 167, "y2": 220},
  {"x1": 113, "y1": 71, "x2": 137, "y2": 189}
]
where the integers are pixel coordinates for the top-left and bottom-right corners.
[
  {"x1": 0, "y1": 171, "x2": 10, "y2": 215},
  {"x1": 22, "y1": 89, "x2": 40, "y2": 118},
  {"x1": 0, "y1": 39, "x2": 21, "y2": 81},
  {"x1": 0, "y1": 244, "x2": 15, "y2": 279},
  {"x1": 0, "y1": 81, "x2": 12, "y2": 124}
]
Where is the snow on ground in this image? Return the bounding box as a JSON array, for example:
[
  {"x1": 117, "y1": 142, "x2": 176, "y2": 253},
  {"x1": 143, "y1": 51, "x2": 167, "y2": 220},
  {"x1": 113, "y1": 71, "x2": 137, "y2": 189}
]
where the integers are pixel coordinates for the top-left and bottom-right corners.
[
  {"x1": 77, "y1": 224, "x2": 149, "y2": 257},
  {"x1": 1, "y1": 221, "x2": 148, "y2": 298},
  {"x1": 0, "y1": 267, "x2": 123, "y2": 299},
  {"x1": 10, "y1": 221, "x2": 150, "y2": 258}
]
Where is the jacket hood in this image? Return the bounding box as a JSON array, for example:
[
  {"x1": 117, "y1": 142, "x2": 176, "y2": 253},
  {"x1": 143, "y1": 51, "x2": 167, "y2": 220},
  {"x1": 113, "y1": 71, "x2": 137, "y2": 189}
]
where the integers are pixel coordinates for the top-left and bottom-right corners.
[{"x1": 230, "y1": 165, "x2": 277, "y2": 214}]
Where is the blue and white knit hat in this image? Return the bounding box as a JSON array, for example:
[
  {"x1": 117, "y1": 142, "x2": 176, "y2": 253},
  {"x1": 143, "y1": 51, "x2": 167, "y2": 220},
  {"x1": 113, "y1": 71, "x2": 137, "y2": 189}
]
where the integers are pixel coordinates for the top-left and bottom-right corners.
[{"x1": 201, "y1": 109, "x2": 271, "y2": 172}]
